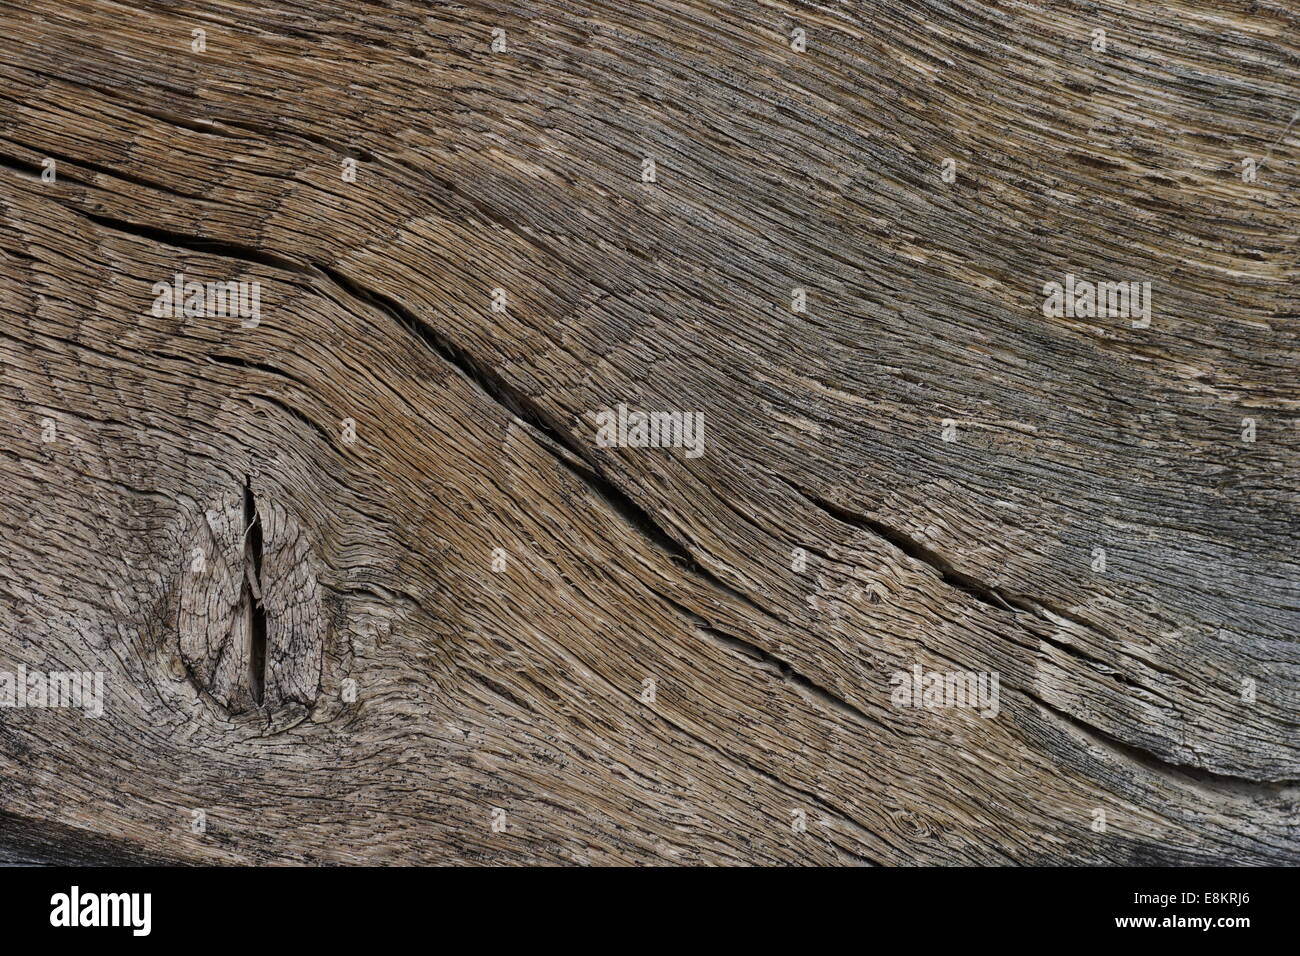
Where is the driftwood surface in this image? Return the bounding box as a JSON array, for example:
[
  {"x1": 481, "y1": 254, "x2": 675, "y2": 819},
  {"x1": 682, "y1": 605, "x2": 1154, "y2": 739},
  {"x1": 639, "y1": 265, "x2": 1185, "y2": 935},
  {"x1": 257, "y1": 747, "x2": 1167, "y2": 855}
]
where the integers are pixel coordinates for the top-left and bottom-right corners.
[{"x1": 0, "y1": 0, "x2": 1297, "y2": 865}]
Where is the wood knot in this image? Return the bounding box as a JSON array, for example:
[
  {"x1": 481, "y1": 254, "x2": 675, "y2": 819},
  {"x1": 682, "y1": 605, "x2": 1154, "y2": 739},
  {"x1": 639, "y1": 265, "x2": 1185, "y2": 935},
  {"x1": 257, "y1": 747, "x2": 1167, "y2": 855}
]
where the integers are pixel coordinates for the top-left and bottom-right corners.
[
  {"x1": 178, "y1": 477, "x2": 323, "y2": 713},
  {"x1": 888, "y1": 808, "x2": 934, "y2": 840}
]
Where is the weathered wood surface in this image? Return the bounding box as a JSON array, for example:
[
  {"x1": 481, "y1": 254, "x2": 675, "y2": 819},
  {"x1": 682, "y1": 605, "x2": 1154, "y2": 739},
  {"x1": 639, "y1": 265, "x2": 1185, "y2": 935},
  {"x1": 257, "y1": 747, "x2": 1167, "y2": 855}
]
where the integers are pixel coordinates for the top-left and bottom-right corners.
[{"x1": 0, "y1": 0, "x2": 1296, "y2": 865}]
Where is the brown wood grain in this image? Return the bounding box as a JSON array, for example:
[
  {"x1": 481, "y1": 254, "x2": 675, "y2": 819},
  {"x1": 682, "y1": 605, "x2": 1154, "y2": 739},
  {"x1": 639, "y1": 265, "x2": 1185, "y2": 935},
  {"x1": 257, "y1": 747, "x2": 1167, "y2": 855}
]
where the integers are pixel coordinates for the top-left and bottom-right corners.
[{"x1": 0, "y1": 0, "x2": 1296, "y2": 865}]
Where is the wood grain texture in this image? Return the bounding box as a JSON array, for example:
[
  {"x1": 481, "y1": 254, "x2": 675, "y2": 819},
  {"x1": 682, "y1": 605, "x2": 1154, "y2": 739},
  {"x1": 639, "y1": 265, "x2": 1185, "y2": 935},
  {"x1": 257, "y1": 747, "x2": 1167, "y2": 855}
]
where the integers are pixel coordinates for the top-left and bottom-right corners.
[{"x1": 0, "y1": 0, "x2": 1296, "y2": 865}]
